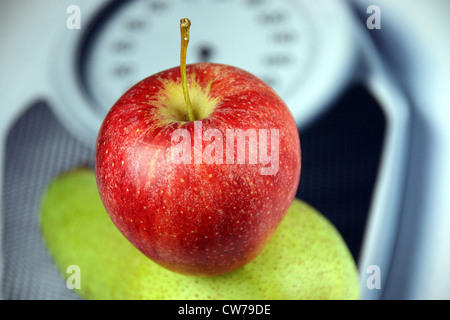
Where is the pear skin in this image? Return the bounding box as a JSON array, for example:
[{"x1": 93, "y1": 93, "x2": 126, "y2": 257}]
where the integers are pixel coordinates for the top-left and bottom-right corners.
[{"x1": 40, "y1": 168, "x2": 359, "y2": 299}]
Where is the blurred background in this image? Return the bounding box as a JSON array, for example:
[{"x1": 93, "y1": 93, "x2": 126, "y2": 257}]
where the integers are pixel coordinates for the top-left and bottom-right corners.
[{"x1": 0, "y1": 0, "x2": 449, "y2": 300}]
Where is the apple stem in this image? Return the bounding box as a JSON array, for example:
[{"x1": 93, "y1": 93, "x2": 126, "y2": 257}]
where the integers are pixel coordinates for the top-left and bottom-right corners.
[{"x1": 180, "y1": 18, "x2": 195, "y2": 122}]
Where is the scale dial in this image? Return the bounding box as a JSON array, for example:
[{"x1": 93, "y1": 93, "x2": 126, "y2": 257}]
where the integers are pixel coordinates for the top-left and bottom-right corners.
[{"x1": 75, "y1": 0, "x2": 357, "y2": 136}]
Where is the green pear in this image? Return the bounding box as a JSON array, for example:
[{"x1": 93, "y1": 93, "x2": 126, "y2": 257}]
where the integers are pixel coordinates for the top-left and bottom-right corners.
[{"x1": 40, "y1": 168, "x2": 360, "y2": 300}]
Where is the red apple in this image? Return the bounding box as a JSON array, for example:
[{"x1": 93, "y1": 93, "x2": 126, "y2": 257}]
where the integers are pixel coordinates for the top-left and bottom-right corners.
[{"x1": 95, "y1": 19, "x2": 301, "y2": 276}]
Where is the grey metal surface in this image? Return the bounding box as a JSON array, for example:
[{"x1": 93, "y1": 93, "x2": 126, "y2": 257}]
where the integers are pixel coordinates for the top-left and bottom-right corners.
[{"x1": 2, "y1": 102, "x2": 94, "y2": 299}]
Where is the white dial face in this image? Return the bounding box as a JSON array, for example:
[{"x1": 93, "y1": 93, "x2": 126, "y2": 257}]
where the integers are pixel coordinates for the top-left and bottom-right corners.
[
  {"x1": 81, "y1": 0, "x2": 314, "y2": 114},
  {"x1": 79, "y1": 0, "x2": 356, "y2": 127}
]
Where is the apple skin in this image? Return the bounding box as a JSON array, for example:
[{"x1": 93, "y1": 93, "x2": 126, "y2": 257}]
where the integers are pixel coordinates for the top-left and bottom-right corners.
[{"x1": 95, "y1": 62, "x2": 301, "y2": 276}]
